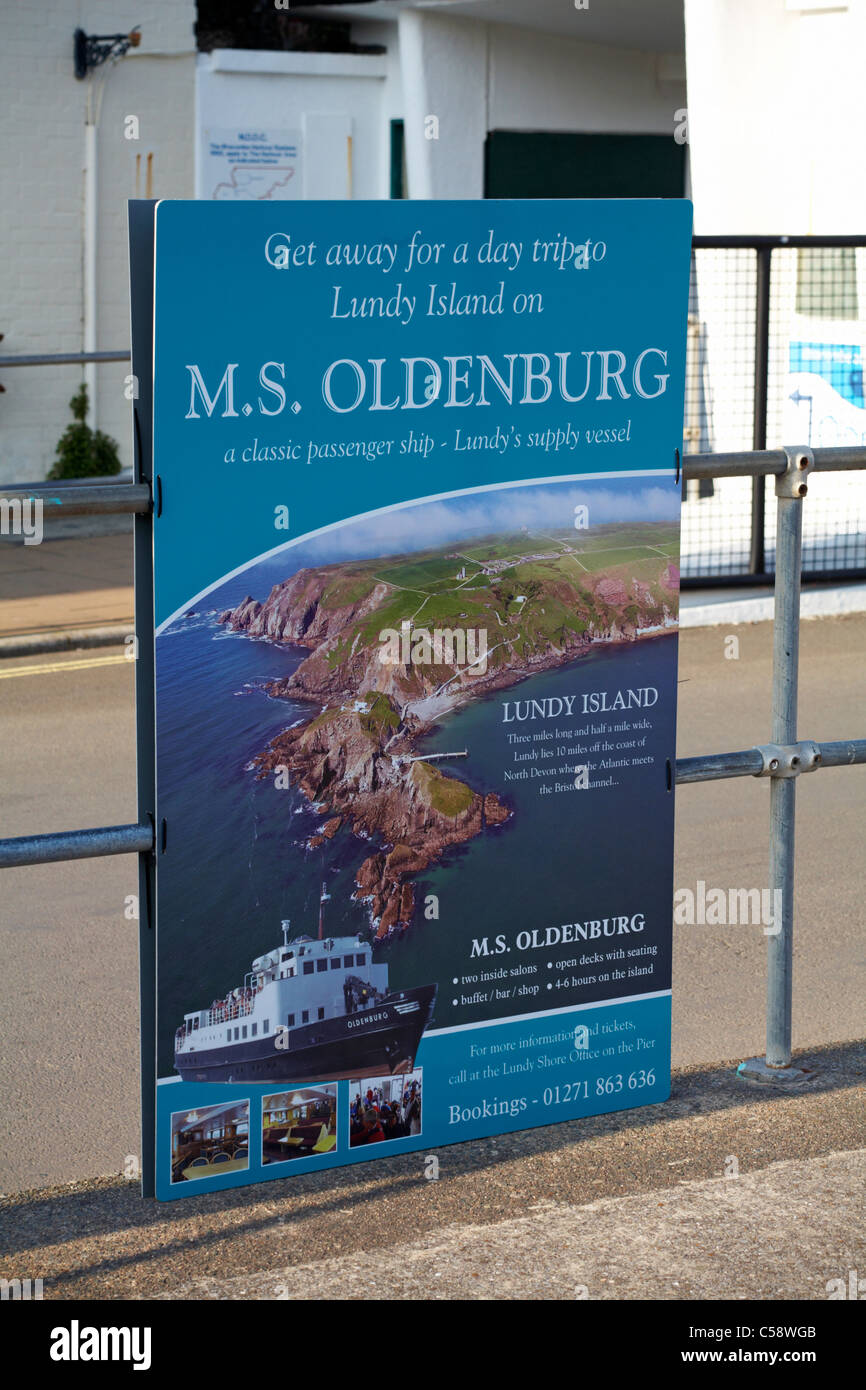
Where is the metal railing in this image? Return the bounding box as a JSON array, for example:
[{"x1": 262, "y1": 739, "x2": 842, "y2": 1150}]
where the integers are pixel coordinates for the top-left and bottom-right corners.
[
  {"x1": 0, "y1": 350, "x2": 130, "y2": 368},
  {"x1": 685, "y1": 237, "x2": 866, "y2": 587},
  {"x1": 1, "y1": 447, "x2": 865, "y2": 1084}
]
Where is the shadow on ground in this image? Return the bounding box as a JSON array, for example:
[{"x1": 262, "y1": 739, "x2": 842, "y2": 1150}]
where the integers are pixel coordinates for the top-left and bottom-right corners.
[{"x1": 1, "y1": 1039, "x2": 863, "y2": 1298}]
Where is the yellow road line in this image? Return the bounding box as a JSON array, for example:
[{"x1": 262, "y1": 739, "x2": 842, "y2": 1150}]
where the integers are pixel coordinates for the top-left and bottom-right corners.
[{"x1": 0, "y1": 654, "x2": 130, "y2": 680}]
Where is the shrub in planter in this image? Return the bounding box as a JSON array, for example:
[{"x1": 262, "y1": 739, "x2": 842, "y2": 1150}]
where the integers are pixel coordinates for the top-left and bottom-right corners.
[{"x1": 48, "y1": 384, "x2": 122, "y2": 480}]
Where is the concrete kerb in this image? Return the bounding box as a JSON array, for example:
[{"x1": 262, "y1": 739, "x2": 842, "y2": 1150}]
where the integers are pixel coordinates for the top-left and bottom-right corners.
[
  {"x1": 0, "y1": 626, "x2": 131, "y2": 658},
  {"x1": 680, "y1": 582, "x2": 866, "y2": 628}
]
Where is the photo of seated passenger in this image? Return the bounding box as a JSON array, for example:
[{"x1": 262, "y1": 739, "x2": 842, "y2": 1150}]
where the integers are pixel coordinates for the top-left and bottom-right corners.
[
  {"x1": 349, "y1": 1070, "x2": 422, "y2": 1147},
  {"x1": 261, "y1": 1086, "x2": 338, "y2": 1164}
]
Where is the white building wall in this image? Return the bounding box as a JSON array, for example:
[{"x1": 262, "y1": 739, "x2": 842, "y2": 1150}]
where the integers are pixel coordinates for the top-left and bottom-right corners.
[
  {"x1": 195, "y1": 48, "x2": 393, "y2": 201},
  {"x1": 685, "y1": 0, "x2": 866, "y2": 234},
  {"x1": 0, "y1": 0, "x2": 195, "y2": 484},
  {"x1": 488, "y1": 25, "x2": 685, "y2": 136},
  {"x1": 399, "y1": 12, "x2": 487, "y2": 199}
]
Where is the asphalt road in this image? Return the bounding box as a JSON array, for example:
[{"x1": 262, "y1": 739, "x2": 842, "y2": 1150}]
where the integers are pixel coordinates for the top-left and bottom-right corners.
[{"x1": 0, "y1": 616, "x2": 864, "y2": 1194}]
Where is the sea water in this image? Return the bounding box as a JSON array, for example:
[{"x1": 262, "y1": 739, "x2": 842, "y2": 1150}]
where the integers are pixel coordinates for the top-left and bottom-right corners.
[{"x1": 156, "y1": 565, "x2": 676, "y2": 1077}]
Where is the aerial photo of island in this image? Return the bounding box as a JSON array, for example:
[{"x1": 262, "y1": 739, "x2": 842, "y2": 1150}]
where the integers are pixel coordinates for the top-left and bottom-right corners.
[{"x1": 214, "y1": 508, "x2": 679, "y2": 942}]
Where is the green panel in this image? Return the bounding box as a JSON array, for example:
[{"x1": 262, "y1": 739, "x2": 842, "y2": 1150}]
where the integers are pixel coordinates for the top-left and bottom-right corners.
[
  {"x1": 390, "y1": 119, "x2": 405, "y2": 200},
  {"x1": 485, "y1": 131, "x2": 686, "y2": 199}
]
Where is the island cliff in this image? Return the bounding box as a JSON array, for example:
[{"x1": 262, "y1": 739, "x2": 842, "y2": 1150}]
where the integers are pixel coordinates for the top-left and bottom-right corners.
[{"x1": 218, "y1": 525, "x2": 678, "y2": 937}]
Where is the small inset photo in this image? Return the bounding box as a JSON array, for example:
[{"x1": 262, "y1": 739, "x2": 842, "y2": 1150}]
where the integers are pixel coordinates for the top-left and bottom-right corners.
[
  {"x1": 349, "y1": 1069, "x2": 422, "y2": 1148},
  {"x1": 170, "y1": 1100, "x2": 250, "y2": 1183},
  {"x1": 261, "y1": 1086, "x2": 339, "y2": 1165}
]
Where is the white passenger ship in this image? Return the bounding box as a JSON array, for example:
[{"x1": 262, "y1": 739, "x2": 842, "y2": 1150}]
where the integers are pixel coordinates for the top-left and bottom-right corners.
[{"x1": 174, "y1": 887, "x2": 436, "y2": 1085}]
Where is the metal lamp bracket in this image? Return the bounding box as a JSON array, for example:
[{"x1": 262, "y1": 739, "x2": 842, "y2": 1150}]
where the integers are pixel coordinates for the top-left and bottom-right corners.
[
  {"x1": 74, "y1": 27, "x2": 141, "y2": 80},
  {"x1": 754, "y1": 740, "x2": 822, "y2": 778},
  {"x1": 776, "y1": 445, "x2": 814, "y2": 499}
]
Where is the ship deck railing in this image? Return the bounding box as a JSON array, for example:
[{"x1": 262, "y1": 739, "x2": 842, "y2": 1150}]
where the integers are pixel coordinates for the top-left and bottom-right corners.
[
  {"x1": 175, "y1": 993, "x2": 261, "y2": 1041},
  {"x1": 203, "y1": 997, "x2": 257, "y2": 1027}
]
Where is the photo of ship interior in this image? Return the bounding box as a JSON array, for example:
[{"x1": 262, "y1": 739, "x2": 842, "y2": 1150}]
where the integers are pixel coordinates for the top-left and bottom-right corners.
[
  {"x1": 350, "y1": 1070, "x2": 423, "y2": 1147},
  {"x1": 170, "y1": 1101, "x2": 250, "y2": 1183},
  {"x1": 261, "y1": 1087, "x2": 338, "y2": 1165}
]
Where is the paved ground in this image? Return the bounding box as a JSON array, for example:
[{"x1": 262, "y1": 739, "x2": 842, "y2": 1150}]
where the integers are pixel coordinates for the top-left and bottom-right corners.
[
  {"x1": 161, "y1": 1151, "x2": 865, "y2": 1302},
  {"x1": 0, "y1": 614, "x2": 863, "y2": 1194},
  {"x1": 1, "y1": 1041, "x2": 862, "y2": 1300},
  {"x1": 0, "y1": 531, "x2": 133, "y2": 642}
]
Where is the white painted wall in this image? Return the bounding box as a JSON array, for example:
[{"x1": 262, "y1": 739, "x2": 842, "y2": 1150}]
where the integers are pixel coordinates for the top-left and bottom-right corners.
[
  {"x1": 0, "y1": 0, "x2": 195, "y2": 484},
  {"x1": 399, "y1": 12, "x2": 487, "y2": 199},
  {"x1": 195, "y1": 49, "x2": 393, "y2": 202},
  {"x1": 685, "y1": 0, "x2": 866, "y2": 235},
  {"x1": 488, "y1": 25, "x2": 685, "y2": 136}
]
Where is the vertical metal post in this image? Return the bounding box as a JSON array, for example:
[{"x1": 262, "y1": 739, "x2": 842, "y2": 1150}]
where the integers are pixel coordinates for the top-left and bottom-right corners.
[
  {"x1": 765, "y1": 447, "x2": 812, "y2": 1068},
  {"x1": 129, "y1": 201, "x2": 157, "y2": 1196},
  {"x1": 749, "y1": 246, "x2": 771, "y2": 576}
]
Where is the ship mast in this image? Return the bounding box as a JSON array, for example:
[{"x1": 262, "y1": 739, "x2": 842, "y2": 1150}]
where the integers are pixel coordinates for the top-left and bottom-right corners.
[{"x1": 318, "y1": 881, "x2": 330, "y2": 940}]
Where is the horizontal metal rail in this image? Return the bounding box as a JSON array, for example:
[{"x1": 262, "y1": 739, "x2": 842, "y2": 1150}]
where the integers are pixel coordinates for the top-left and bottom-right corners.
[
  {"x1": 814, "y1": 739, "x2": 866, "y2": 768},
  {"x1": 693, "y1": 234, "x2": 866, "y2": 250},
  {"x1": 3, "y1": 738, "x2": 864, "y2": 868},
  {"x1": 684, "y1": 446, "x2": 866, "y2": 480},
  {"x1": 5, "y1": 243, "x2": 866, "y2": 367},
  {"x1": 0, "y1": 822, "x2": 153, "y2": 869},
  {"x1": 676, "y1": 748, "x2": 765, "y2": 782},
  {"x1": 1, "y1": 445, "x2": 865, "y2": 521},
  {"x1": 0, "y1": 350, "x2": 130, "y2": 368},
  {"x1": 0, "y1": 480, "x2": 151, "y2": 515},
  {"x1": 675, "y1": 739, "x2": 866, "y2": 784},
  {"x1": 681, "y1": 568, "x2": 866, "y2": 591}
]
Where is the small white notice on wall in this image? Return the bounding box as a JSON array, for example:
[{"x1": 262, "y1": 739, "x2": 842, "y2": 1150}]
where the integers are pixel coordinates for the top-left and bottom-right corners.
[{"x1": 204, "y1": 128, "x2": 302, "y2": 201}]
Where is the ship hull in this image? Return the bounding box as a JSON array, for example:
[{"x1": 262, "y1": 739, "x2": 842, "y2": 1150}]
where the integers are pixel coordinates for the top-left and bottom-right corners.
[{"x1": 174, "y1": 984, "x2": 436, "y2": 1086}]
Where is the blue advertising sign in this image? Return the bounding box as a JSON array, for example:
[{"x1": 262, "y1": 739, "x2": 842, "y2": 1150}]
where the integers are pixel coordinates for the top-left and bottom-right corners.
[
  {"x1": 787, "y1": 339, "x2": 866, "y2": 445},
  {"x1": 148, "y1": 199, "x2": 692, "y2": 1199}
]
